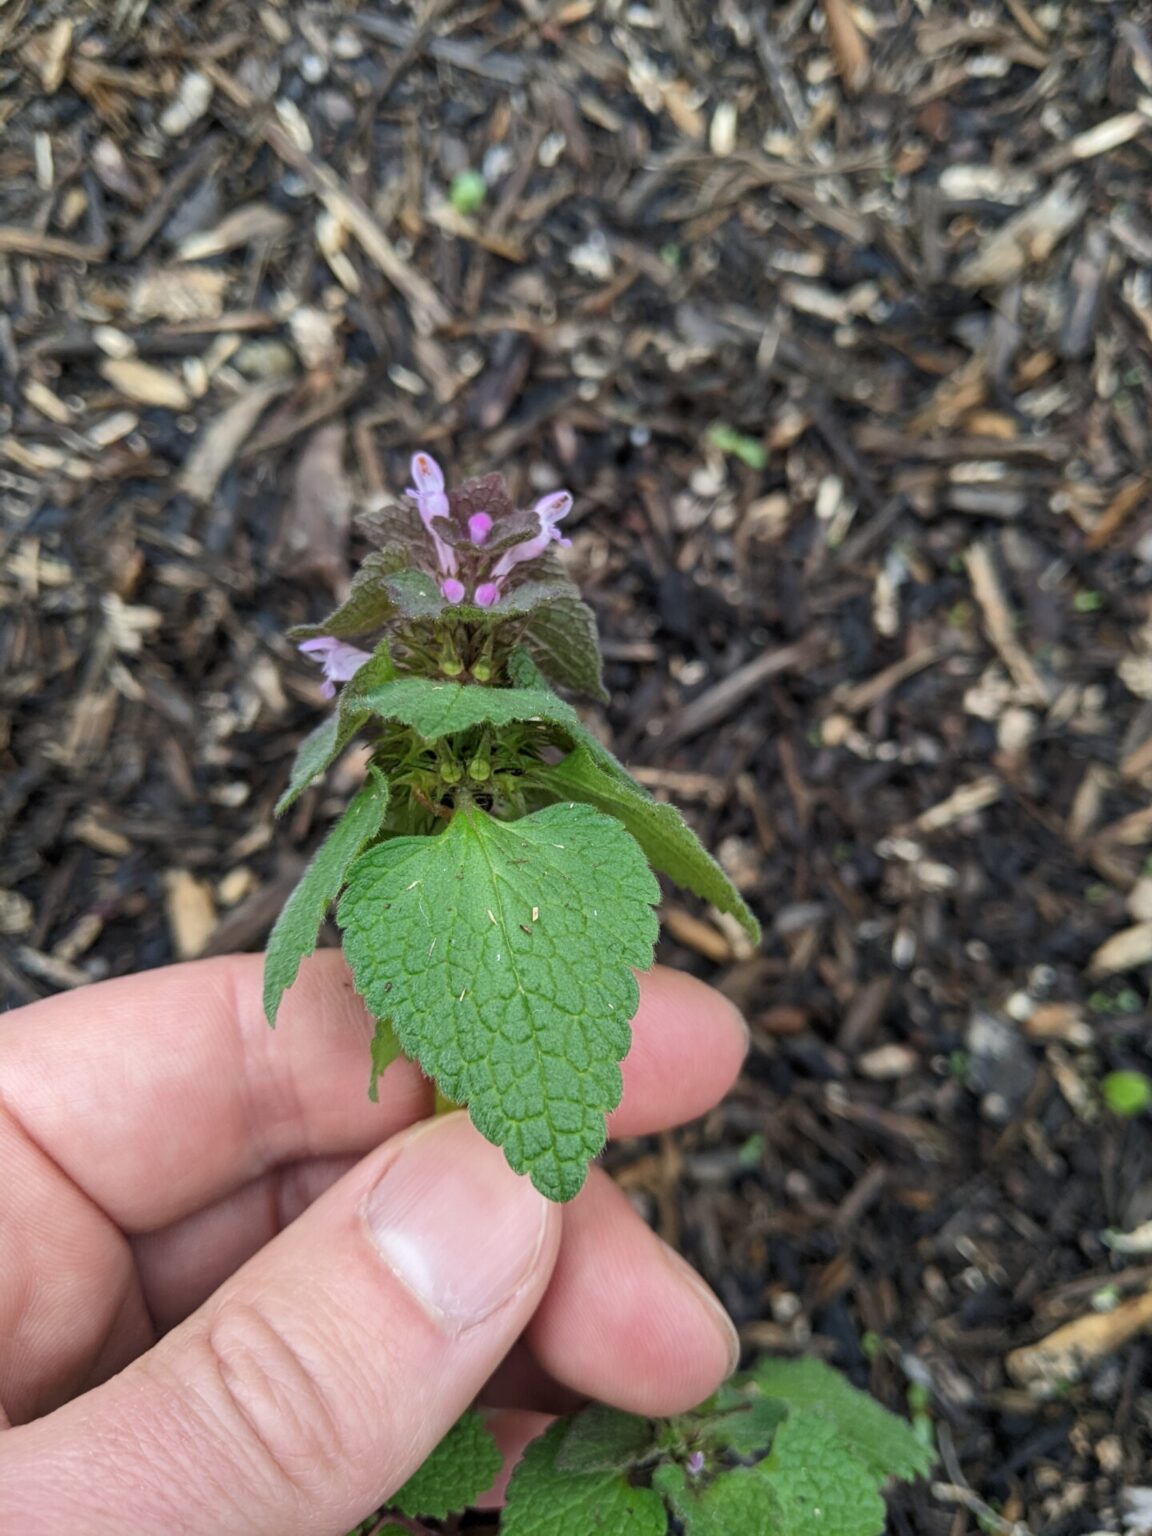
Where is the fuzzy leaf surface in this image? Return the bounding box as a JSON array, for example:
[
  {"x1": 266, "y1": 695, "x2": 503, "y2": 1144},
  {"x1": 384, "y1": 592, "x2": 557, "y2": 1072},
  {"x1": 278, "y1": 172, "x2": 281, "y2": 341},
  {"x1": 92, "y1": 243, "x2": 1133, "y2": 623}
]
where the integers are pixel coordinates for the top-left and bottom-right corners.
[
  {"x1": 652, "y1": 1464, "x2": 779, "y2": 1536},
  {"x1": 752, "y1": 1358, "x2": 934, "y2": 1482},
  {"x1": 289, "y1": 552, "x2": 402, "y2": 640},
  {"x1": 521, "y1": 595, "x2": 608, "y2": 702},
  {"x1": 275, "y1": 707, "x2": 369, "y2": 816},
  {"x1": 536, "y1": 746, "x2": 761, "y2": 942},
  {"x1": 264, "y1": 772, "x2": 389, "y2": 1025},
  {"x1": 761, "y1": 1411, "x2": 887, "y2": 1536},
  {"x1": 381, "y1": 567, "x2": 446, "y2": 620},
  {"x1": 556, "y1": 1405, "x2": 658, "y2": 1474},
  {"x1": 390, "y1": 1410, "x2": 501, "y2": 1520},
  {"x1": 351, "y1": 676, "x2": 583, "y2": 745},
  {"x1": 338, "y1": 801, "x2": 659, "y2": 1199},
  {"x1": 503, "y1": 1420, "x2": 666, "y2": 1536}
]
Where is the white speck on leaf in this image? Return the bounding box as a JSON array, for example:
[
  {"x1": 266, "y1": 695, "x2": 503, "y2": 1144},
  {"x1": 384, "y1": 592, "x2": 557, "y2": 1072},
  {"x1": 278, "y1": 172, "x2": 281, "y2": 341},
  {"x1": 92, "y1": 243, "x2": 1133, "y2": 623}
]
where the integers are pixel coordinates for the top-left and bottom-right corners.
[
  {"x1": 532, "y1": 906, "x2": 539, "y2": 921},
  {"x1": 487, "y1": 908, "x2": 497, "y2": 924}
]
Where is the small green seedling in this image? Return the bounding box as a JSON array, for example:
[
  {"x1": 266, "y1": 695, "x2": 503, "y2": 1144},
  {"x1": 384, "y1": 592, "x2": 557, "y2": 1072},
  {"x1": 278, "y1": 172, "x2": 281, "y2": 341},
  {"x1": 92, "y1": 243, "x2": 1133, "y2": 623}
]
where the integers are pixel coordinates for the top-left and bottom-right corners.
[
  {"x1": 705, "y1": 421, "x2": 767, "y2": 471},
  {"x1": 450, "y1": 169, "x2": 488, "y2": 215},
  {"x1": 265, "y1": 453, "x2": 760, "y2": 1201},
  {"x1": 1101, "y1": 1069, "x2": 1152, "y2": 1118}
]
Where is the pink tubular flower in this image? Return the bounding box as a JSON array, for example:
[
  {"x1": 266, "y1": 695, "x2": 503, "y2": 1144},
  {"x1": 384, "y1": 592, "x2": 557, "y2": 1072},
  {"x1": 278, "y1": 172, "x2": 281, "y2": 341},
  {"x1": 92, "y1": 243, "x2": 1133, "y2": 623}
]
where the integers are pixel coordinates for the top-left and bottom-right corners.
[
  {"x1": 408, "y1": 451, "x2": 458, "y2": 577},
  {"x1": 441, "y1": 577, "x2": 466, "y2": 604},
  {"x1": 297, "y1": 637, "x2": 372, "y2": 698},
  {"x1": 473, "y1": 582, "x2": 500, "y2": 608},
  {"x1": 489, "y1": 489, "x2": 573, "y2": 582},
  {"x1": 468, "y1": 512, "x2": 493, "y2": 545}
]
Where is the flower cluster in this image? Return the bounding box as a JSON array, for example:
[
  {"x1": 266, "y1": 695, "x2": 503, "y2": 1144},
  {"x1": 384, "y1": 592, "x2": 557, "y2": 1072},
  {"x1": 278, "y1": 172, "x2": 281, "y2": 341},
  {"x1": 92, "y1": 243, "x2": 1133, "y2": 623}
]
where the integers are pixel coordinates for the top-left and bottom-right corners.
[
  {"x1": 409, "y1": 452, "x2": 572, "y2": 608},
  {"x1": 299, "y1": 451, "x2": 574, "y2": 697}
]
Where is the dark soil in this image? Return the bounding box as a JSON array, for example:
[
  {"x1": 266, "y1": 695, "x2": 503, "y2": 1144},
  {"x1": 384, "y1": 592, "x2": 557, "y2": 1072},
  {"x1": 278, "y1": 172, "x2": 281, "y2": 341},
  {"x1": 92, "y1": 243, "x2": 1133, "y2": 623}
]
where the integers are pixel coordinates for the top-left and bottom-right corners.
[{"x1": 3, "y1": 2, "x2": 1152, "y2": 1530}]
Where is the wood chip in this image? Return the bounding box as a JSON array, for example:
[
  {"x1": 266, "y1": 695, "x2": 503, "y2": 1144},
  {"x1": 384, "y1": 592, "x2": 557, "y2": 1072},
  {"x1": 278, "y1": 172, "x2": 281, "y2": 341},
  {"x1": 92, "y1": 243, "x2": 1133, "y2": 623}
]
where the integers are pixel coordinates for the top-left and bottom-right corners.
[
  {"x1": 178, "y1": 380, "x2": 288, "y2": 502},
  {"x1": 1085, "y1": 475, "x2": 1150, "y2": 552},
  {"x1": 99, "y1": 357, "x2": 192, "y2": 410},
  {"x1": 914, "y1": 775, "x2": 1003, "y2": 833},
  {"x1": 664, "y1": 637, "x2": 826, "y2": 744},
  {"x1": 178, "y1": 203, "x2": 293, "y2": 260},
  {"x1": 955, "y1": 179, "x2": 1087, "y2": 288},
  {"x1": 164, "y1": 869, "x2": 217, "y2": 960},
  {"x1": 661, "y1": 907, "x2": 734, "y2": 963},
  {"x1": 821, "y1": 0, "x2": 871, "y2": 94},
  {"x1": 1007, "y1": 1286, "x2": 1152, "y2": 1389},
  {"x1": 964, "y1": 541, "x2": 1050, "y2": 704},
  {"x1": 0, "y1": 226, "x2": 108, "y2": 261},
  {"x1": 129, "y1": 265, "x2": 230, "y2": 322},
  {"x1": 1088, "y1": 921, "x2": 1152, "y2": 976},
  {"x1": 1035, "y1": 106, "x2": 1152, "y2": 174},
  {"x1": 270, "y1": 421, "x2": 353, "y2": 592}
]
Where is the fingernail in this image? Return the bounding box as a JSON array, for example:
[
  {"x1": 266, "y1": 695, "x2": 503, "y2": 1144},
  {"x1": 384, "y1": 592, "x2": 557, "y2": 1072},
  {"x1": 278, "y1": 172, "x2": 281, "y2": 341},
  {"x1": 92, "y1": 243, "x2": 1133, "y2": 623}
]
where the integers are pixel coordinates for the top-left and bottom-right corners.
[
  {"x1": 660, "y1": 1244, "x2": 742, "y2": 1377},
  {"x1": 362, "y1": 1113, "x2": 550, "y2": 1331}
]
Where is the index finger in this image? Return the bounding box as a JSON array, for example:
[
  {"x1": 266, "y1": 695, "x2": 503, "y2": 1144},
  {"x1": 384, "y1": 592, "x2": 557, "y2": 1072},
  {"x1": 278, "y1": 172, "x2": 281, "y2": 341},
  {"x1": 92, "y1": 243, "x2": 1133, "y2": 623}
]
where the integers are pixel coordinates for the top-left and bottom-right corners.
[{"x1": 0, "y1": 952, "x2": 746, "y2": 1233}]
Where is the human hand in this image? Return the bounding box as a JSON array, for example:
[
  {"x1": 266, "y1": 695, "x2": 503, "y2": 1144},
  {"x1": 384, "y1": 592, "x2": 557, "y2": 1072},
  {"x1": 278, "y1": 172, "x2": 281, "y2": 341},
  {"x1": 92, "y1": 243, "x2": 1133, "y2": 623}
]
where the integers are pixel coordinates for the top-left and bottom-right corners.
[{"x1": 0, "y1": 952, "x2": 747, "y2": 1535}]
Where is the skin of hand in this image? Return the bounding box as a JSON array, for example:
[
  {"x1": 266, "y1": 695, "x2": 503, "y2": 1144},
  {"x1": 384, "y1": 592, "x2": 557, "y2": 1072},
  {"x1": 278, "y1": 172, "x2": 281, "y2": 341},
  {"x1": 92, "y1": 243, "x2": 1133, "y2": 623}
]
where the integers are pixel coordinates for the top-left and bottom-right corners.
[{"x1": 0, "y1": 953, "x2": 748, "y2": 1536}]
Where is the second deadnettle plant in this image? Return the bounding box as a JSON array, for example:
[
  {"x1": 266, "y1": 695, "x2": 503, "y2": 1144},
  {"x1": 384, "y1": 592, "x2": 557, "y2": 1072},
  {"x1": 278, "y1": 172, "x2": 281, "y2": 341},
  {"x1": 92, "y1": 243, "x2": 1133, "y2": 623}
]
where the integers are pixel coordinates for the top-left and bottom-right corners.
[{"x1": 264, "y1": 452, "x2": 760, "y2": 1202}]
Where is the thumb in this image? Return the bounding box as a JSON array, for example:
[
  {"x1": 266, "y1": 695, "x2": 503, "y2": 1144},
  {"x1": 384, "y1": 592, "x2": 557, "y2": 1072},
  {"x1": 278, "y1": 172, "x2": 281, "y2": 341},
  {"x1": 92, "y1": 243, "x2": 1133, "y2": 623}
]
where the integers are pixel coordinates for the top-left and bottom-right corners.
[{"x1": 0, "y1": 1113, "x2": 559, "y2": 1536}]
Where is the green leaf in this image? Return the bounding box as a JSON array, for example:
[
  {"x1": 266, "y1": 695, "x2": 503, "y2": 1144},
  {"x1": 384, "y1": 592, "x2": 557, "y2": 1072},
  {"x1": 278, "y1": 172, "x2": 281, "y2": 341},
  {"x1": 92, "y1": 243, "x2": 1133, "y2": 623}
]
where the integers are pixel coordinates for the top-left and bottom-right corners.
[
  {"x1": 503, "y1": 1420, "x2": 666, "y2": 1536},
  {"x1": 289, "y1": 553, "x2": 401, "y2": 640},
  {"x1": 652, "y1": 1463, "x2": 780, "y2": 1536},
  {"x1": 275, "y1": 711, "x2": 360, "y2": 816},
  {"x1": 535, "y1": 745, "x2": 761, "y2": 943},
  {"x1": 368, "y1": 1016, "x2": 404, "y2": 1099},
  {"x1": 391, "y1": 1409, "x2": 501, "y2": 1520},
  {"x1": 382, "y1": 567, "x2": 447, "y2": 620},
  {"x1": 490, "y1": 578, "x2": 581, "y2": 616},
  {"x1": 521, "y1": 595, "x2": 608, "y2": 702},
  {"x1": 338, "y1": 646, "x2": 399, "y2": 712},
  {"x1": 751, "y1": 1358, "x2": 934, "y2": 1482},
  {"x1": 760, "y1": 1411, "x2": 887, "y2": 1536},
  {"x1": 556, "y1": 1405, "x2": 658, "y2": 1473},
  {"x1": 351, "y1": 676, "x2": 584, "y2": 745},
  {"x1": 263, "y1": 772, "x2": 389, "y2": 1025},
  {"x1": 339, "y1": 801, "x2": 660, "y2": 1199},
  {"x1": 704, "y1": 1393, "x2": 788, "y2": 1455}
]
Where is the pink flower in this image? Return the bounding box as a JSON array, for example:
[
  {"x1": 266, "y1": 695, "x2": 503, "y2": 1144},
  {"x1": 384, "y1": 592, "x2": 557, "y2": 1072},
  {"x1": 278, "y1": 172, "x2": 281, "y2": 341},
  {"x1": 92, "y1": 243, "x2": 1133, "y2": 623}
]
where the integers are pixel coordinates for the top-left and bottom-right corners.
[
  {"x1": 489, "y1": 490, "x2": 573, "y2": 582},
  {"x1": 441, "y1": 577, "x2": 466, "y2": 604},
  {"x1": 468, "y1": 512, "x2": 493, "y2": 545},
  {"x1": 474, "y1": 582, "x2": 500, "y2": 608},
  {"x1": 408, "y1": 451, "x2": 458, "y2": 578},
  {"x1": 297, "y1": 637, "x2": 372, "y2": 698}
]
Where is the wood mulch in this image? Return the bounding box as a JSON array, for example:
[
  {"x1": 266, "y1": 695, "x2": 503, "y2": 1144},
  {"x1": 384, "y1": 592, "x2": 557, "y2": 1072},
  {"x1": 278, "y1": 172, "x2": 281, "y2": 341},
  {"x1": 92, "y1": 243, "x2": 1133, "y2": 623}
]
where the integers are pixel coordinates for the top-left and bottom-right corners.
[{"x1": 3, "y1": 2, "x2": 1152, "y2": 1529}]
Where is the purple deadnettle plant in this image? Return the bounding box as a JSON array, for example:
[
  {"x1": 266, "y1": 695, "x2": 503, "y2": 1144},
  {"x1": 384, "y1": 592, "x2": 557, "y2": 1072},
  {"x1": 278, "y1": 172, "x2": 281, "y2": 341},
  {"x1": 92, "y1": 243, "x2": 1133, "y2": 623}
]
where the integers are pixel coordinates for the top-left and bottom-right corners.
[{"x1": 265, "y1": 454, "x2": 760, "y2": 1202}]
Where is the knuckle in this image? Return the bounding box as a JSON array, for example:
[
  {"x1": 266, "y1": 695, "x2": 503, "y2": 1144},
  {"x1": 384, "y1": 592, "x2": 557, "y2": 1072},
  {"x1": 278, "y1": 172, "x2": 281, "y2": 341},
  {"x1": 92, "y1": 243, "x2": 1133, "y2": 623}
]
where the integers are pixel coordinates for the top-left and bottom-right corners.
[{"x1": 199, "y1": 1301, "x2": 346, "y2": 1498}]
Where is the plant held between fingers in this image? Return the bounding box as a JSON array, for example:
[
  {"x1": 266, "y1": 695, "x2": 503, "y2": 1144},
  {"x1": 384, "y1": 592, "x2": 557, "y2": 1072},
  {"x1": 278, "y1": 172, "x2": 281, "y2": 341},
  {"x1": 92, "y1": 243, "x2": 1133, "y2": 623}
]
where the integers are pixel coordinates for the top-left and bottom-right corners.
[
  {"x1": 264, "y1": 451, "x2": 760, "y2": 1202},
  {"x1": 265, "y1": 458, "x2": 935, "y2": 1533}
]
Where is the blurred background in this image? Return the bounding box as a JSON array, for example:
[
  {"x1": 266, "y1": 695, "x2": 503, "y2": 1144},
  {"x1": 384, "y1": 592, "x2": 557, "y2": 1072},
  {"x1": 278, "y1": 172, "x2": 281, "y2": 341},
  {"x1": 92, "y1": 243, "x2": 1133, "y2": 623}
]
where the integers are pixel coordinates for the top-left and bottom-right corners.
[{"x1": 3, "y1": 2, "x2": 1152, "y2": 1527}]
